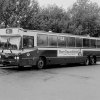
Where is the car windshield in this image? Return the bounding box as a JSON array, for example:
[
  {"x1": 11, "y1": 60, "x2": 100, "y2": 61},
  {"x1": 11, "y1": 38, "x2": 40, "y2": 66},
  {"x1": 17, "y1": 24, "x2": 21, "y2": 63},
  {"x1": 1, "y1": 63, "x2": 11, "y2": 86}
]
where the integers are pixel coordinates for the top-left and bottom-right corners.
[{"x1": 0, "y1": 36, "x2": 21, "y2": 50}]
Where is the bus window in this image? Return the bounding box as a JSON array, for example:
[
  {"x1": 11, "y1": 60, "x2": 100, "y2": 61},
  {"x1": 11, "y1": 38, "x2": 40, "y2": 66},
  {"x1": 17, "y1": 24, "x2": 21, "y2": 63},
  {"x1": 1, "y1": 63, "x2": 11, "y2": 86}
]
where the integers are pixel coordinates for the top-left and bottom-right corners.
[
  {"x1": 58, "y1": 36, "x2": 66, "y2": 47},
  {"x1": 23, "y1": 36, "x2": 34, "y2": 48},
  {"x1": 48, "y1": 35, "x2": 57, "y2": 47},
  {"x1": 66, "y1": 37, "x2": 75, "y2": 47},
  {"x1": 90, "y1": 39, "x2": 96, "y2": 48},
  {"x1": 96, "y1": 40, "x2": 100, "y2": 48},
  {"x1": 83, "y1": 38, "x2": 89, "y2": 47},
  {"x1": 37, "y1": 34, "x2": 48, "y2": 46},
  {"x1": 0, "y1": 36, "x2": 21, "y2": 50},
  {"x1": 76, "y1": 38, "x2": 82, "y2": 47}
]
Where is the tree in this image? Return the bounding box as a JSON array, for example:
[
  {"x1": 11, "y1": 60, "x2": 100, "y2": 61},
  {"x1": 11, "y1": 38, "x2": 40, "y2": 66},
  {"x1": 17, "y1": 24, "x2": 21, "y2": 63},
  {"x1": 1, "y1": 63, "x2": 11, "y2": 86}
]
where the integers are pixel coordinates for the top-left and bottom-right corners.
[
  {"x1": 0, "y1": 0, "x2": 39, "y2": 28},
  {"x1": 30, "y1": 5, "x2": 70, "y2": 33},
  {"x1": 68, "y1": 0, "x2": 100, "y2": 36},
  {"x1": 20, "y1": 0, "x2": 40, "y2": 29},
  {"x1": 0, "y1": 0, "x2": 16, "y2": 27}
]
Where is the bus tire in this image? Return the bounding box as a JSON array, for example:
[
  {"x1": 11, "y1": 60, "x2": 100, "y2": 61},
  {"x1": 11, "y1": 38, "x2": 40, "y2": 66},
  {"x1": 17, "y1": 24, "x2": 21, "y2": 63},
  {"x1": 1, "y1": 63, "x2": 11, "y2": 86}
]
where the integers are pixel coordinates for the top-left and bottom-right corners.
[
  {"x1": 84, "y1": 57, "x2": 90, "y2": 66},
  {"x1": 94, "y1": 56, "x2": 97, "y2": 64},
  {"x1": 90, "y1": 56, "x2": 95, "y2": 65},
  {"x1": 36, "y1": 57, "x2": 45, "y2": 69}
]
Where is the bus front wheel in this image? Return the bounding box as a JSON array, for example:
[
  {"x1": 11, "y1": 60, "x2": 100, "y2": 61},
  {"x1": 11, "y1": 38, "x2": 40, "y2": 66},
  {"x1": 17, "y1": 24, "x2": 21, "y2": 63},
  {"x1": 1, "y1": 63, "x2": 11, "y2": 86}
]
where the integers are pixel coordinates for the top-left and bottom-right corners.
[{"x1": 36, "y1": 57, "x2": 45, "y2": 69}]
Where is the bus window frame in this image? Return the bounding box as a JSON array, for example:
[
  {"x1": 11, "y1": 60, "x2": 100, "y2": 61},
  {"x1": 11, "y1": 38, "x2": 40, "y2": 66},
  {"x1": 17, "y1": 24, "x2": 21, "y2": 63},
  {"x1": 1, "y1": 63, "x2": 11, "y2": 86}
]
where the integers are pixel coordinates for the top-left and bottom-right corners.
[
  {"x1": 90, "y1": 39, "x2": 96, "y2": 48},
  {"x1": 48, "y1": 35, "x2": 58, "y2": 47},
  {"x1": 75, "y1": 37, "x2": 83, "y2": 48},
  {"x1": 96, "y1": 39, "x2": 100, "y2": 48},
  {"x1": 0, "y1": 35, "x2": 22, "y2": 50},
  {"x1": 83, "y1": 38, "x2": 90, "y2": 48},
  {"x1": 23, "y1": 35, "x2": 34, "y2": 49},
  {"x1": 19, "y1": 36, "x2": 23, "y2": 50},
  {"x1": 66, "y1": 36, "x2": 75, "y2": 47},
  {"x1": 37, "y1": 34, "x2": 48, "y2": 47},
  {"x1": 58, "y1": 36, "x2": 66, "y2": 48}
]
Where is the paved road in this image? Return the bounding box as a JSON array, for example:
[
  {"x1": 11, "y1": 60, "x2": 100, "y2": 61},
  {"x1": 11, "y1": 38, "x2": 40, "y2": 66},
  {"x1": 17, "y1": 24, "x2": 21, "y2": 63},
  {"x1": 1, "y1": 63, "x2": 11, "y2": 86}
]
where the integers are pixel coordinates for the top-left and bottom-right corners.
[{"x1": 0, "y1": 63, "x2": 100, "y2": 100}]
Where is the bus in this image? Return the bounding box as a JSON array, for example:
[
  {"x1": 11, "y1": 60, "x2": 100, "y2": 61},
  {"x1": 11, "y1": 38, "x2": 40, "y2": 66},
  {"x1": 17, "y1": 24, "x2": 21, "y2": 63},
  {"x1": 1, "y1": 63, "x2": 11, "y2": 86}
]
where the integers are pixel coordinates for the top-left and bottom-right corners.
[{"x1": 0, "y1": 28, "x2": 100, "y2": 69}]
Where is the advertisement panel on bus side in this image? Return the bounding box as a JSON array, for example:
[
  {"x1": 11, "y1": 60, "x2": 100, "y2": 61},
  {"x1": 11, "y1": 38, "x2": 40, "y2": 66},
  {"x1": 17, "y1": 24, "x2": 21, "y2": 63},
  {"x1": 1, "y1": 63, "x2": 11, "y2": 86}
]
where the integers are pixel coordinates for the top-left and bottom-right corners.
[{"x1": 57, "y1": 49, "x2": 82, "y2": 57}]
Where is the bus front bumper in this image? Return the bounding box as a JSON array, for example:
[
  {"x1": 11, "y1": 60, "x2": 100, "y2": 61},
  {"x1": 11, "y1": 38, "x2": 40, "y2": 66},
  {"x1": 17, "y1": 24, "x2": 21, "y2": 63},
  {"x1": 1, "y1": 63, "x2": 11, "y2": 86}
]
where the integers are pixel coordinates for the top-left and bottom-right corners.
[{"x1": 0, "y1": 59, "x2": 19, "y2": 66}]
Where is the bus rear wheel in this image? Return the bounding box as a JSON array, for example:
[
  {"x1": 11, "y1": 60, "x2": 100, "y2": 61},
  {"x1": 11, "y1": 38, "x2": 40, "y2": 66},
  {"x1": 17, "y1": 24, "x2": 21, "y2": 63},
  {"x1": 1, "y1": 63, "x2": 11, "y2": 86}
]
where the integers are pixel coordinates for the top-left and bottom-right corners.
[
  {"x1": 90, "y1": 57, "x2": 96, "y2": 65},
  {"x1": 36, "y1": 57, "x2": 45, "y2": 69},
  {"x1": 84, "y1": 57, "x2": 90, "y2": 66}
]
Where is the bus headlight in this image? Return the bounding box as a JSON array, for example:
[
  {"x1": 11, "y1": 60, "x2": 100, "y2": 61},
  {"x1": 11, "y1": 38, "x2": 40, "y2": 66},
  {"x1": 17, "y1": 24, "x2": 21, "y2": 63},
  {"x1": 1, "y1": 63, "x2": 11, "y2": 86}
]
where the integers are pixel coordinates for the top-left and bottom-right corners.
[
  {"x1": 14, "y1": 56, "x2": 19, "y2": 60},
  {"x1": 16, "y1": 56, "x2": 19, "y2": 60}
]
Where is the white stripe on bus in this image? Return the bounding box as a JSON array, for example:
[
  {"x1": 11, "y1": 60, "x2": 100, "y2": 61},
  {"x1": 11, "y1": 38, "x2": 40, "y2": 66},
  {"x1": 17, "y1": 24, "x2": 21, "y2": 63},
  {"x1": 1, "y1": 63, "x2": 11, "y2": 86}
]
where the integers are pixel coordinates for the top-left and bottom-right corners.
[{"x1": 38, "y1": 47, "x2": 100, "y2": 51}]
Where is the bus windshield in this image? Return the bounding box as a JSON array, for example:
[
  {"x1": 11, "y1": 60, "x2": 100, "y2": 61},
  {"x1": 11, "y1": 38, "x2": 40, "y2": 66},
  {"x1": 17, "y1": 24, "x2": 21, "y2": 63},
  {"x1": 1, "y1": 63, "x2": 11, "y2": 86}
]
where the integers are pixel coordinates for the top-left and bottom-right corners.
[{"x1": 0, "y1": 36, "x2": 21, "y2": 50}]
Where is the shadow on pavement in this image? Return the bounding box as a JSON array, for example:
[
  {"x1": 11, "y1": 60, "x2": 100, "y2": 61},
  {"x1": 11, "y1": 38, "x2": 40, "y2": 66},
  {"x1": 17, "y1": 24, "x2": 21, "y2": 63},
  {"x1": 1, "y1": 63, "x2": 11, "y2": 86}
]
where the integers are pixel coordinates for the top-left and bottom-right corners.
[
  {"x1": 2, "y1": 63, "x2": 82, "y2": 71},
  {"x1": 0, "y1": 62, "x2": 99, "y2": 73}
]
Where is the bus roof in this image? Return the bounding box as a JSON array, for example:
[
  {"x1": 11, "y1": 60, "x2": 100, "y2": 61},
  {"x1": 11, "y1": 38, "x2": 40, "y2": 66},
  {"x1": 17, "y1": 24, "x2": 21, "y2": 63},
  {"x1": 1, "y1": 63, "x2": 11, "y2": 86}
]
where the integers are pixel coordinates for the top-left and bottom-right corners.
[
  {"x1": 20, "y1": 28, "x2": 100, "y2": 40},
  {"x1": 0, "y1": 28, "x2": 100, "y2": 40}
]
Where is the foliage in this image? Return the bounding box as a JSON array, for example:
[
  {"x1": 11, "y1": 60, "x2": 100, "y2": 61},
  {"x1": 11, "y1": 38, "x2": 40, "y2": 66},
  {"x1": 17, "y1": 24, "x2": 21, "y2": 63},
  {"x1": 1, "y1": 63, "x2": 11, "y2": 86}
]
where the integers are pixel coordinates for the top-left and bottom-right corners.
[
  {"x1": 0, "y1": 0, "x2": 100, "y2": 37},
  {"x1": 68, "y1": 0, "x2": 100, "y2": 36},
  {"x1": 20, "y1": 0, "x2": 40, "y2": 29},
  {"x1": 0, "y1": 0, "x2": 39, "y2": 28},
  {"x1": 23, "y1": 5, "x2": 70, "y2": 33}
]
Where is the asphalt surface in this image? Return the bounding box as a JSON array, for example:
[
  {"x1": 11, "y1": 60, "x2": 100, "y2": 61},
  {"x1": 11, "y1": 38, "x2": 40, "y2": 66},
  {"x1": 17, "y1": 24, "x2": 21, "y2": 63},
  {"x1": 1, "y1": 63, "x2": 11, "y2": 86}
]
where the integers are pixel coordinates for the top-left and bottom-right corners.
[{"x1": 0, "y1": 63, "x2": 100, "y2": 100}]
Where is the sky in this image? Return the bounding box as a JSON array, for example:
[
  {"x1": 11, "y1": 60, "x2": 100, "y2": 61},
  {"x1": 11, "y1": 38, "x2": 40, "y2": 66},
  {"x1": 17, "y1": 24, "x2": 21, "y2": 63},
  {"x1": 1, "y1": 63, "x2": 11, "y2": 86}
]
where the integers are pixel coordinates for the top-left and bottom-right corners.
[{"x1": 38, "y1": 0, "x2": 100, "y2": 10}]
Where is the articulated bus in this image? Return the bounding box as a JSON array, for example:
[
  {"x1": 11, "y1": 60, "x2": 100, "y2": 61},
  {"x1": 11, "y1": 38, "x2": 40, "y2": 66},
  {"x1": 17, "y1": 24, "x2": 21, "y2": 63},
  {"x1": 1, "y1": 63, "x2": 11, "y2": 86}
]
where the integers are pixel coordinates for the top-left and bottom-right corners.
[{"x1": 0, "y1": 28, "x2": 100, "y2": 69}]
